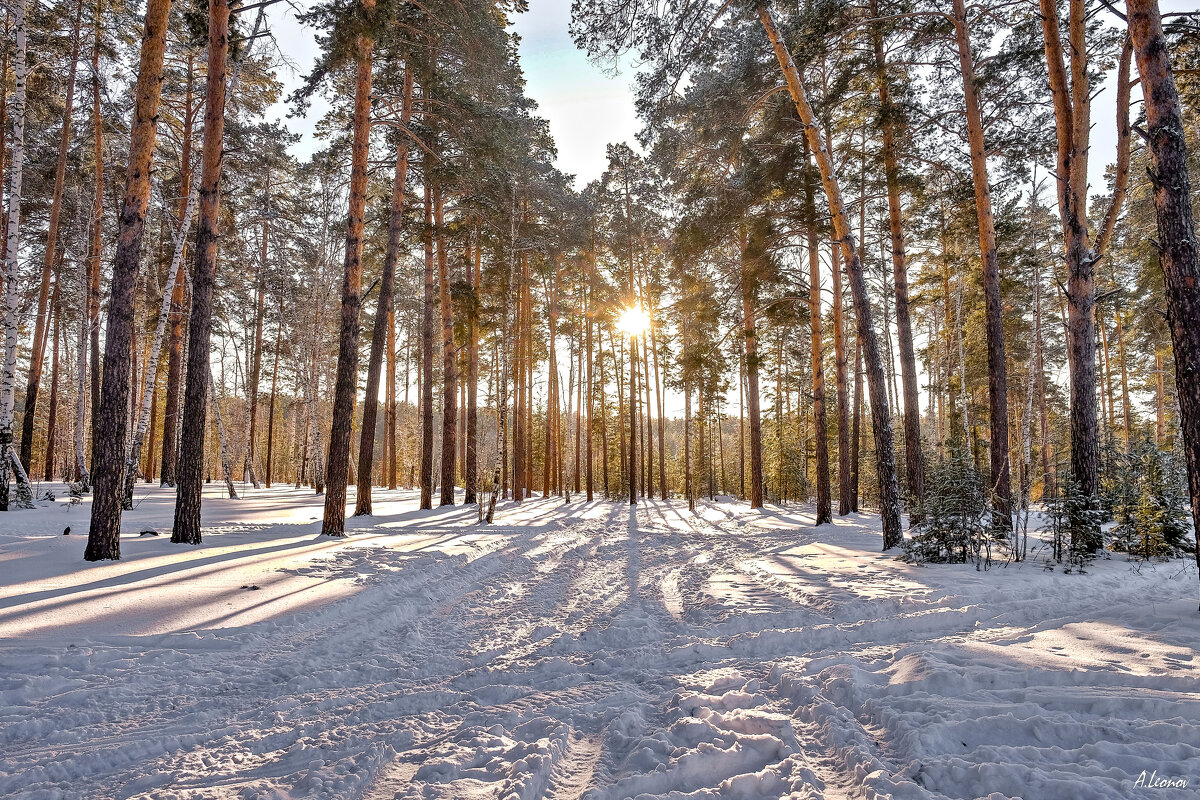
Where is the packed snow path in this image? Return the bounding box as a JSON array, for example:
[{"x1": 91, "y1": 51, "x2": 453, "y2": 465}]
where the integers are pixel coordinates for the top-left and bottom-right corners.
[{"x1": 1, "y1": 486, "x2": 1198, "y2": 799}]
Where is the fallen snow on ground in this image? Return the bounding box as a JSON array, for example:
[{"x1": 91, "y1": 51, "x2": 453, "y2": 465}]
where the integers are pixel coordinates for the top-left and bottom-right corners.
[{"x1": 1, "y1": 483, "x2": 1198, "y2": 799}]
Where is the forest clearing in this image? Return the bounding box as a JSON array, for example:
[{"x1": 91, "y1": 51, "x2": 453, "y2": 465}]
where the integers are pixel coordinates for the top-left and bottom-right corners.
[
  {"x1": 2, "y1": 0, "x2": 1199, "y2": 793},
  {"x1": 1, "y1": 486, "x2": 1197, "y2": 798}
]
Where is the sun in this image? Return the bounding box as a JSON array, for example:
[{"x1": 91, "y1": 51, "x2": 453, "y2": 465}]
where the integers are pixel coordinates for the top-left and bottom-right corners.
[{"x1": 616, "y1": 305, "x2": 650, "y2": 337}]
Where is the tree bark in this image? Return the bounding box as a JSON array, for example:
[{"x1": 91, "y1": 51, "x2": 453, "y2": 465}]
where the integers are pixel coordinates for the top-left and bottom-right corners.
[
  {"x1": 169, "y1": 0, "x2": 228, "y2": 546},
  {"x1": 437, "y1": 183, "x2": 457, "y2": 505},
  {"x1": 265, "y1": 295, "x2": 282, "y2": 488},
  {"x1": 741, "y1": 232, "x2": 765, "y2": 509},
  {"x1": 420, "y1": 174, "x2": 435, "y2": 509},
  {"x1": 465, "y1": 227, "x2": 480, "y2": 503},
  {"x1": 85, "y1": 0, "x2": 173, "y2": 557},
  {"x1": 760, "y1": 3, "x2": 901, "y2": 545},
  {"x1": 872, "y1": 11, "x2": 924, "y2": 522},
  {"x1": 831, "y1": 242, "x2": 850, "y2": 514},
  {"x1": 1125, "y1": 0, "x2": 1200, "y2": 603},
  {"x1": 321, "y1": 0, "x2": 374, "y2": 535},
  {"x1": 805, "y1": 157, "x2": 831, "y2": 525},
  {"x1": 21, "y1": 0, "x2": 83, "y2": 474},
  {"x1": 951, "y1": 0, "x2": 1012, "y2": 530},
  {"x1": 355, "y1": 67, "x2": 411, "y2": 515}
]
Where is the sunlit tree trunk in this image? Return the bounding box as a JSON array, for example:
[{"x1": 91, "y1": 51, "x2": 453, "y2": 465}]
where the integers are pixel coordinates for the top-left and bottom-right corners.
[
  {"x1": 84, "y1": 0, "x2": 173, "y2": 556},
  {"x1": 355, "y1": 69, "x2": 411, "y2": 515},
  {"x1": 321, "y1": 0, "x2": 374, "y2": 535},
  {"x1": 1126, "y1": 0, "x2": 1200, "y2": 603},
  {"x1": 951, "y1": 0, "x2": 1012, "y2": 530},
  {"x1": 805, "y1": 163, "x2": 831, "y2": 525},
  {"x1": 872, "y1": 10, "x2": 924, "y2": 522},
  {"x1": 21, "y1": 0, "x2": 83, "y2": 474},
  {"x1": 169, "y1": 0, "x2": 229, "y2": 547},
  {"x1": 760, "y1": 4, "x2": 901, "y2": 544}
]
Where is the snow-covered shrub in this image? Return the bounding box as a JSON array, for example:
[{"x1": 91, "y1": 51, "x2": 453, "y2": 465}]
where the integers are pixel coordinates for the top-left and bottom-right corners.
[
  {"x1": 1041, "y1": 473, "x2": 1104, "y2": 572},
  {"x1": 903, "y1": 454, "x2": 1004, "y2": 568},
  {"x1": 1109, "y1": 438, "x2": 1192, "y2": 560}
]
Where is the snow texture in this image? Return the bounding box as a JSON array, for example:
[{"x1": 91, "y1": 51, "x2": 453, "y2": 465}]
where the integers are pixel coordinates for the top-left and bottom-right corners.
[{"x1": 1, "y1": 484, "x2": 1198, "y2": 799}]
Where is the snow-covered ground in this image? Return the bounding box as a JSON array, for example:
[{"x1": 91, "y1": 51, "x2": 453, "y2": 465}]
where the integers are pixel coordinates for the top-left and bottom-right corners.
[{"x1": 1, "y1": 483, "x2": 1197, "y2": 799}]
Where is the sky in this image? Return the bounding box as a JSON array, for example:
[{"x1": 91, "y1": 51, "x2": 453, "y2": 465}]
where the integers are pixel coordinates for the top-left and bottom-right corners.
[{"x1": 263, "y1": 0, "x2": 641, "y2": 187}]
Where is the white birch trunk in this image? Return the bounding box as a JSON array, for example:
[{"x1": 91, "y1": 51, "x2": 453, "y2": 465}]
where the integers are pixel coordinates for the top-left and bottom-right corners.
[
  {"x1": 122, "y1": 185, "x2": 197, "y2": 508},
  {"x1": 208, "y1": 369, "x2": 238, "y2": 499},
  {"x1": 1, "y1": 0, "x2": 33, "y2": 510},
  {"x1": 75, "y1": 249, "x2": 90, "y2": 489}
]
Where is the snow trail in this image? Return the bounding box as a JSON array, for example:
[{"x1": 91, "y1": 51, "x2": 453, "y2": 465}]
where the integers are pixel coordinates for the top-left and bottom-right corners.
[{"x1": 0, "y1": 485, "x2": 1197, "y2": 798}]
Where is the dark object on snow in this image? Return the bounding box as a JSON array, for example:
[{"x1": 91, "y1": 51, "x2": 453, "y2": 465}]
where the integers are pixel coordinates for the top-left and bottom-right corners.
[
  {"x1": 43, "y1": 490, "x2": 55, "y2": 501},
  {"x1": 240, "y1": 584, "x2": 261, "y2": 591},
  {"x1": 138, "y1": 529, "x2": 160, "y2": 537},
  {"x1": 63, "y1": 526, "x2": 70, "y2": 536}
]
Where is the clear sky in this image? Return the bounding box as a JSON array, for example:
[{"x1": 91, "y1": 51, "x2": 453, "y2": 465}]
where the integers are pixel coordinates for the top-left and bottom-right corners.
[{"x1": 264, "y1": 0, "x2": 642, "y2": 187}]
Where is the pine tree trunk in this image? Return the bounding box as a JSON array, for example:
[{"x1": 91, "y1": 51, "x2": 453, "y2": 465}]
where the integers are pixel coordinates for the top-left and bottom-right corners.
[
  {"x1": 355, "y1": 68, "x2": 410, "y2": 515},
  {"x1": 851, "y1": 336, "x2": 862, "y2": 511},
  {"x1": 760, "y1": 3, "x2": 901, "y2": 545},
  {"x1": 160, "y1": 54, "x2": 197, "y2": 487},
  {"x1": 321, "y1": 0, "x2": 373, "y2": 535},
  {"x1": 21, "y1": 0, "x2": 83, "y2": 474},
  {"x1": 84, "y1": 0, "x2": 173, "y2": 557},
  {"x1": 169, "y1": 0, "x2": 228, "y2": 546},
  {"x1": 265, "y1": 295, "x2": 282, "y2": 488},
  {"x1": 75, "y1": 250, "x2": 90, "y2": 487},
  {"x1": 951, "y1": 0, "x2": 1012, "y2": 530},
  {"x1": 872, "y1": 12, "x2": 924, "y2": 523},
  {"x1": 1037, "y1": 0, "x2": 1100, "y2": 516},
  {"x1": 437, "y1": 184, "x2": 457, "y2": 506},
  {"x1": 387, "y1": 308, "x2": 397, "y2": 490},
  {"x1": 832, "y1": 242, "x2": 850, "y2": 514},
  {"x1": 1126, "y1": 0, "x2": 1200, "y2": 602},
  {"x1": 420, "y1": 175, "x2": 436, "y2": 509},
  {"x1": 465, "y1": 227, "x2": 480, "y2": 503},
  {"x1": 805, "y1": 159, "x2": 831, "y2": 525},
  {"x1": 741, "y1": 235, "x2": 765, "y2": 509}
]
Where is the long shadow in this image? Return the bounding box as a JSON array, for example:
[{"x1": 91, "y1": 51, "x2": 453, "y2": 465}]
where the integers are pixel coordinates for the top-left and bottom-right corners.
[{"x1": 0, "y1": 531, "x2": 348, "y2": 615}]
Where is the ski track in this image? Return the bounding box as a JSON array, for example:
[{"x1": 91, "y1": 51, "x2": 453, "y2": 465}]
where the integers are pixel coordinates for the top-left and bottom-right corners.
[{"x1": 1, "y1": 485, "x2": 1198, "y2": 799}]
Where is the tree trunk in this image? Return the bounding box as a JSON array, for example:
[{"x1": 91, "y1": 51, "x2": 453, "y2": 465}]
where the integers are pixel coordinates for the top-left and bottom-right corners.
[
  {"x1": 1037, "y1": 0, "x2": 1099, "y2": 517},
  {"x1": 75, "y1": 250, "x2": 90, "y2": 487},
  {"x1": 44, "y1": 287, "x2": 62, "y2": 481},
  {"x1": 124, "y1": 186, "x2": 196, "y2": 508},
  {"x1": 21, "y1": 0, "x2": 82, "y2": 475},
  {"x1": 872, "y1": 11, "x2": 924, "y2": 523},
  {"x1": 169, "y1": 0, "x2": 228, "y2": 547},
  {"x1": 1126, "y1": 0, "x2": 1200, "y2": 603},
  {"x1": 851, "y1": 336, "x2": 862, "y2": 511},
  {"x1": 805, "y1": 157, "x2": 831, "y2": 525},
  {"x1": 0, "y1": 0, "x2": 31, "y2": 512},
  {"x1": 465, "y1": 227, "x2": 480, "y2": 503},
  {"x1": 741, "y1": 233, "x2": 765, "y2": 509},
  {"x1": 84, "y1": 0, "x2": 173, "y2": 557},
  {"x1": 265, "y1": 295, "x2": 282, "y2": 488},
  {"x1": 420, "y1": 175, "x2": 436, "y2": 509},
  {"x1": 160, "y1": 54, "x2": 197, "y2": 487},
  {"x1": 831, "y1": 242, "x2": 850, "y2": 515},
  {"x1": 437, "y1": 184, "x2": 457, "y2": 506},
  {"x1": 321, "y1": 0, "x2": 373, "y2": 535},
  {"x1": 355, "y1": 67, "x2": 410, "y2": 515},
  {"x1": 951, "y1": 0, "x2": 1012, "y2": 530},
  {"x1": 760, "y1": 4, "x2": 901, "y2": 545}
]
